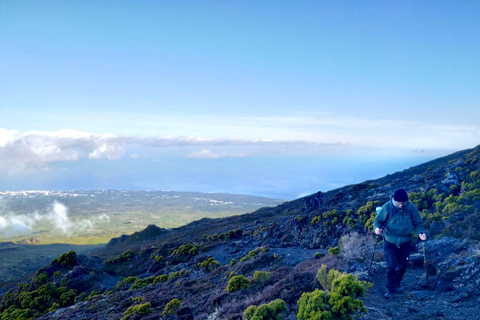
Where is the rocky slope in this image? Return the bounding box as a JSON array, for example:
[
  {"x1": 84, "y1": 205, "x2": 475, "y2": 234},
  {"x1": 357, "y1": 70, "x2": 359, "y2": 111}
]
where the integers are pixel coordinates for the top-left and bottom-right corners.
[{"x1": 1, "y1": 145, "x2": 480, "y2": 320}]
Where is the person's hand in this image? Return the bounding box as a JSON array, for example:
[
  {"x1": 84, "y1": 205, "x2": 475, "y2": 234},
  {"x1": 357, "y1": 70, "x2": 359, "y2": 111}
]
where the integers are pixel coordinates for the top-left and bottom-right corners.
[
  {"x1": 374, "y1": 228, "x2": 383, "y2": 236},
  {"x1": 419, "y1": 233, "x2": 427, "y2": 241}
]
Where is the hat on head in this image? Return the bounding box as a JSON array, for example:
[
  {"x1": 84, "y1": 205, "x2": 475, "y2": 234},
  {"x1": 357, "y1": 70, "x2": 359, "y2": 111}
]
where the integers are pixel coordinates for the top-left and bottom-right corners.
[{"x1": 394, "y1": 188, "x2": 408, "y2": 202}]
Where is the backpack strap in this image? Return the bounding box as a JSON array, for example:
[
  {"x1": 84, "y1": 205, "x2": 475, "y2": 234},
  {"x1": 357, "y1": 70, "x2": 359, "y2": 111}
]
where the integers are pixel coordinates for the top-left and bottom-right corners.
[{"x1": 384, "y1": 201, "x2": 414, "y2": 227}]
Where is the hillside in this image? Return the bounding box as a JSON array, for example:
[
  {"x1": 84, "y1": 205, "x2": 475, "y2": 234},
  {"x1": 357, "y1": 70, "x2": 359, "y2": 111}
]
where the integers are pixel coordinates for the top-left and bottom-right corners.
[{"x1": 1, "y1": 145, "x2": 480, "y2": 319}]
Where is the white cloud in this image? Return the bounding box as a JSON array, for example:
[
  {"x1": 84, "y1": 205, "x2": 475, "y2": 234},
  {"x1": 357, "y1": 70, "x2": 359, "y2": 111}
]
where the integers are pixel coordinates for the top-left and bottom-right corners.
[
  {"x1": 0, "y1": 201, "x2": 111, "y2": 239},
  {"x1": 0, "y1": 128, "x2": 342, "y2": 175},
  {"x1": 187, "y1": 149, "x2": 247, "y2": 159},
  {"x1": 0, "y1": 129, "x2": 126, "y2": 175},
  {"x1": 1, "y1": 116, "x2": 479, "y2": 176},
  {"x1": 0, "y1": 129, "x2": 18, "y2": 147}
]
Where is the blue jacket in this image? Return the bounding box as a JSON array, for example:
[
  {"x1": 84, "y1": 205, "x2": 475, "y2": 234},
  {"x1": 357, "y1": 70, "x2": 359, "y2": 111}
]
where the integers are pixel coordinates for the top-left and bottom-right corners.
[{"x1": 373, "y1": 198, "x2": 425, "y2": 246}]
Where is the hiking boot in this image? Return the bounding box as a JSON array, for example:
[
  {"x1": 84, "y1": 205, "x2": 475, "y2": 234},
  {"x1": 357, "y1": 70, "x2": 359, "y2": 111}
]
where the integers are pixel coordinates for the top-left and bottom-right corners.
[{"x1": 384, "y1": 290, "x2": 394, "y2": 299}]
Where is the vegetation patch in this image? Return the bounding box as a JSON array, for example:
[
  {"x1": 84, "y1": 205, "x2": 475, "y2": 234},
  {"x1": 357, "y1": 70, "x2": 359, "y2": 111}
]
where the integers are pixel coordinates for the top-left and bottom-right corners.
[
  {"x1": 244, "y1": 299, "x2": 288, "y2": 320},
  {"x1": 121, "y1": 302, "x2": 153, "y2": 320},
  {"x1": 226, "y1": 275, "x2": 250, "y2": 292}
]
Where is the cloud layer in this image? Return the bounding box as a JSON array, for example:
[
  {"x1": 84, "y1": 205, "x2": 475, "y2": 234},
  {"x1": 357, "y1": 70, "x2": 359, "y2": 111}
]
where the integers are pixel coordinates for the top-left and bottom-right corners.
[
  {"x1": 1, "y1": 116, "x2": 479, "y2": 176},
  {"x1": 0, "y1": 128, "x2": 341, "y2": 175}
]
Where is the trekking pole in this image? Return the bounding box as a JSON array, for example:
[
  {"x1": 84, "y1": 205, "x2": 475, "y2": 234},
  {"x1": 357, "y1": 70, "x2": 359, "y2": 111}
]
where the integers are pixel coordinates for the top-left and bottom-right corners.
[
  {"x1": 368, "y1": 234, "x2": 380, "y2": 280},
  {"x1": 422, "y1": 239, "x2": 429, "y2": 291},
  {"x1": 367, "y1": 206, "x2": 383, "y2": 280}
]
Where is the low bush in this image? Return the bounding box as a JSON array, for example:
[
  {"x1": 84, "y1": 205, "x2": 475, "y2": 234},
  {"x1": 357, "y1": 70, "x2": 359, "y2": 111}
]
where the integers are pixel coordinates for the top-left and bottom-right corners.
[
  {"x1": 240, "y1": 247, "x2": 267, "y2": 262},
  {"x1": 252, "y1": 271, "x2": 271, "y2": 284},
  {"x1": 54, "y1": 251, "x2": 77, "y2": 268},
  {"x1": 299, "y1": 267, "x2": 372, "y2": 320},
  {"x1": 171, "y1": 243, "x2": 202, "y2": 256},
  {"x1": 328, "y1": 246, "x2": 340, "y2": 256},
  {"x1": 163, "y1": 298, "x2": 181, "y2": 317},
  {"x1": 340, "y1": 232, "x2": 372, "y2": 263},
  {"x1": 121, "y1": 302, "x2": 153, "y2": 320},
  {"x1": 198, "y1": 257, "x2": 221, "y2": 272},
  {"x1": 244, "y1": 299, "x2": 288, "y2": 320},
  {"x1": 226, "y1": 275, "x2": 250, "y2": 292}
]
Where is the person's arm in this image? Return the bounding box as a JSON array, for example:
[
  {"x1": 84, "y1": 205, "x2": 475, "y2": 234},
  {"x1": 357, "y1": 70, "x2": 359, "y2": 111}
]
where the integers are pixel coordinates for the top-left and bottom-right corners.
[
  {"x1": 411, "y1": 204, "x2": 427, "y2": 240},
  {"x1": 374, "y1": 205, "x2": 388, "y2": 235}
]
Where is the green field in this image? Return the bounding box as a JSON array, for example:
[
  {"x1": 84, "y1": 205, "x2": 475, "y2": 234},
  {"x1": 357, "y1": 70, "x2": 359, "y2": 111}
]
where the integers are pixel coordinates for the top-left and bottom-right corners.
[{"x1": 0, "y1": 190, "x2": 283, "y2": 245}]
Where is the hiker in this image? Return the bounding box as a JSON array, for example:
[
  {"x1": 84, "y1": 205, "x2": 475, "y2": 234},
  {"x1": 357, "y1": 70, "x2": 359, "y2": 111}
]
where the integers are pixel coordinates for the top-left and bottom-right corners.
[{"x1": 374, "y1": 188, "x2": 427, "y2": 299}]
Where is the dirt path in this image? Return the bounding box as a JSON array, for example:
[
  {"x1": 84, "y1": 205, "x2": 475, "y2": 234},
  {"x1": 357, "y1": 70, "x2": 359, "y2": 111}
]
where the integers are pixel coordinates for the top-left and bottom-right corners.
[{"x1": 362, "y1": 266, "x2": 480, "y2": 320}]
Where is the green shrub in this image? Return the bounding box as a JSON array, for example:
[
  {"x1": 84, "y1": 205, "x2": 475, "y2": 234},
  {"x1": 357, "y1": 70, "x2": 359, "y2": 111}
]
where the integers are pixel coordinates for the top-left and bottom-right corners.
[
  {"x1": 244, "y1": 299, "x2": 288, "y2": 320},
  {"x1": 299, "y1": 268, "x2": 371, "y2": 320},
  {"x1": 240, "y1": 247, "x2": 266, "y2": 262},
  {"x1": 356, "y1": 201, "x2": 380, "y2": 226},
  {"x1": 131, "y1": 296, "x2": 145, "y2": 304},
  {"x1": 163, "y1": 298, "x2": 181, "y2": 317},
  {"x1": 59, "y1": 289, "x2": 77, "y2": 307},
  {"x1": 171, "y1": 243, "x2": 202, "y2": 256},
  {"x1": 313, "y1": 252, "x2": 321, "y2": 259},
  {"x1": 328, "y1": 246, "x2": 340, "y2": 256},
  {"x1": 121, "y1": 302, "x2": 153, "y2": 320},
  {"x1": 34, "y1": 272, "x2": 48, "y2": 286},
  {"x1": 297, "y1": 289, "x2": 331, "y2": 320},
  {"x1": 48, "y1": 302, "x2": 60, "y2": 312},
  {"x1": 55, "y1": 251, "x2": 77, "y2": 268},
  {"x1": 106, "y1": 250, "x2": 136, "y2": 265},
  {"x1": 316, "y1": 265, "x2": 345, "y2": 292},
  {"x1": 198, "y1": 257, "x2": 221, "y2": 272},
  {"x1": 150, "y1": 254, "x2": 164, "y2": 262},
  {"x1": 86, "y1": 290, "x2": 100, "y2": 301},
  {"x1": 117, "y1": 276, "x2": 138, "y2": 289},
  {"x1": 130, "y1": 277, "x2": 155, "y2": 289},
  {"x1": 74, "y1": 292, "x2": 87, "y2": 303},
  {"x1": 311, "y1": 216, "x2": 321, "y2": 225},
  {"x1": 153, "y1": 274, "x2": 168, "y2": 284},
  {"x1": 252, "y1": 271, "x2": 271, "y2": 283},
  {"x1": 230, "y1": 259, "x2": 238, "y2": 266},
  {"x1": 226, "y1": 275, "x2": 250, "y2": 292},
  {"x1": 229, "y1": 271, "x2": 235, "y2": 278}
]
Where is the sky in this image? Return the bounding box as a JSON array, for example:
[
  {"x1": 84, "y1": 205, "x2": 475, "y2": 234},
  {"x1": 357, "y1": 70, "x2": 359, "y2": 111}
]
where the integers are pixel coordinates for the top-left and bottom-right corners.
[{"x1": 1, "y1": 1, "x2": 479, "y2": 200}]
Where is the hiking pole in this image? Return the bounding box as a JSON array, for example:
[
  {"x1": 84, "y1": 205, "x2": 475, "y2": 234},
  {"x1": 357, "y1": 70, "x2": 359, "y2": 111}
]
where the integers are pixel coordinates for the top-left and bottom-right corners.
[
  {"x1": 367, "y1": 206, "x2": 383, "y2": 280},
  {"x1": 422, "y1": 239, "x2": 429, "y2": 291},
  {"x1": 368, "y1": 233, "x2": 380, "y2": 280}
]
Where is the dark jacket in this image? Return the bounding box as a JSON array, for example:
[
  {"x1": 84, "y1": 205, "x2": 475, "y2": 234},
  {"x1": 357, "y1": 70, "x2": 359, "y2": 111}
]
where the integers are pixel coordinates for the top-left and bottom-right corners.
[{"x1": 373, "y1": 197, "x2": 425, "y2": 246}]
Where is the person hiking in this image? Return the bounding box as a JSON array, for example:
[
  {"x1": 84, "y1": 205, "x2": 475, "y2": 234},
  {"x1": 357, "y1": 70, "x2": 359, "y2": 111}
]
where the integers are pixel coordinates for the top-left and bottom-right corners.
[{"x1": 374, "y1": 188, "x2": 427, "y2": 299}]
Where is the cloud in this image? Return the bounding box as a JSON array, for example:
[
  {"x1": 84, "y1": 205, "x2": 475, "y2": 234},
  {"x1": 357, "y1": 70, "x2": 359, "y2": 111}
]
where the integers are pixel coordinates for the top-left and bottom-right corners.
[
  {"x1": 1, "y1": 117, "x2": 479, "y2": 176},
  {"x1": 0, "y1": 128, "x2": 342, "y2": 175},
  {"x1": 0, "y1": 201, "x2": 111, "y2": 239},
  {"x1": 0, "y1": 129, "x2": 126, "y2": 175},
  {"x1": 186, "y1": 149, "x2": 247, "y2": 159}
]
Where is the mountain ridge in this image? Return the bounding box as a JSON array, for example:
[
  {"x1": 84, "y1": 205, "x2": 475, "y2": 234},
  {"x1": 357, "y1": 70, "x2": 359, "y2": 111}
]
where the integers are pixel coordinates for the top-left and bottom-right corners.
[{"x1": 1, "y1": 145, "x2": 480, "y2": 320}]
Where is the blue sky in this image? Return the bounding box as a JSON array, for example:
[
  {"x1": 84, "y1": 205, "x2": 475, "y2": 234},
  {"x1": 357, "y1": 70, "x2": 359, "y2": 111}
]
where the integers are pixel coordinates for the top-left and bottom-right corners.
[{"x1": 1, "y1": 1, "x2": 479, "y2": 199}]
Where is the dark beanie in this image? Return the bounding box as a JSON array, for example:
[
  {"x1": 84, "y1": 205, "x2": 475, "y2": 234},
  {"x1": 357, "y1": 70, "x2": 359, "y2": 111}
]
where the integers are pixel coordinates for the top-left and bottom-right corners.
[{"x1": 394, "y1": 189, "x2": 408, "y2": 202}]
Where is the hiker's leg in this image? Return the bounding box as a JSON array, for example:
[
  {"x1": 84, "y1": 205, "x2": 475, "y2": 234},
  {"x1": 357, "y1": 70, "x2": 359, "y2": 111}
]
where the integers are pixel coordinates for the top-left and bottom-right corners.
[
  {"x1": 383, "y1": 240, "x2": 398, "y2": 291},
  {"x1": 395, "y1": 241, "x2": 411, "y2": 287}
]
